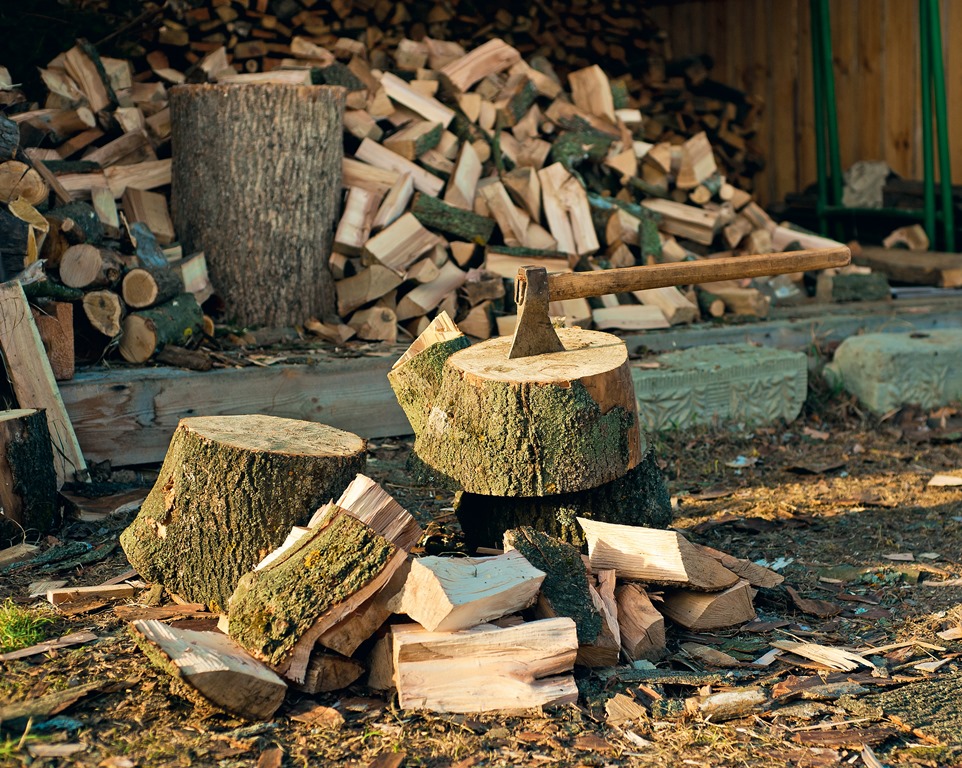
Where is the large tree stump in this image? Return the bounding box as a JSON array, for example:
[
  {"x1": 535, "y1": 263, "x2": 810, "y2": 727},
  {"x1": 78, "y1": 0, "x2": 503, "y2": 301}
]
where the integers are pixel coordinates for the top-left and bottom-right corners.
[
  {"x1": 120, "y1": 415, "x2": 366, "y2": 610},
  {"x1": 455, "y1": 447, "x2": 671, "y2": 550},
  {"x1": 391, "y1": 327, "x2": 643, "y2": 496},
  {"x1": 0, "y1": 408, "x2": 59, "y2": 542},
  {"x1": 170, "y1": 84, "x2": 345, "y2": 327}
]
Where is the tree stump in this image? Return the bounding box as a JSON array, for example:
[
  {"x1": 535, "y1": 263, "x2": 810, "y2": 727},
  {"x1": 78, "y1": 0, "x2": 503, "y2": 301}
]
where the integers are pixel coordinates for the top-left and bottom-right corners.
[
  {"x1": 455, "y1": 447, "x2": 671, "y2": 550},
  {"x1": 170, "y1": 84, "x2": 345, "y2": 327},
  {"x1": 392, "y1": 327, "x2": 643, "y2": 497},
  {"x1": 120, "y1": 415, "x2": 366, "y2": 610},
  {"x1": 0, "y1": 408, "x2": 59, "y2": 542}
]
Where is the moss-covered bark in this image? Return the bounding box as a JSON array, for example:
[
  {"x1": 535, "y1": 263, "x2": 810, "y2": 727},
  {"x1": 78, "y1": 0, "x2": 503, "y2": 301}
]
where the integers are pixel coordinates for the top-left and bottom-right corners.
[
  {"x1": 415, "y1": 366, "x2": 638, "y2": 497},
  {"x1": 456, "y1": 447, "x2": 671, "y2": 549},
  {"x1": 228, "y1": 512, "x2": 395, "y2": 668},
  {"x1": 411, "y1": 193, "x2": 496, "y2": 244},
  {"x1": 387, "y1": 336, "x2": 471, "y2": 434},
  {"x1": 119, "y1": 416, "x2": 366, "y2": 611},
  {"x1": 503, "y1": 527, "x2": 601, "y2": 645}
]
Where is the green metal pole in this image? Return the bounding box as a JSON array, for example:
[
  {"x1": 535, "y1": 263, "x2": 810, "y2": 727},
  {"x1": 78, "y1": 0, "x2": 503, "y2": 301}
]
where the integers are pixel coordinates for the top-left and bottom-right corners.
[
  {"x1": 810, "y1": 0, "x2": 829, "y2": 234},
  {"x1": 920, "y1": 0, "x2": 937, "y2": 247},
  {"x1": 927, "y1": 0, "x2": 956, "y2": 251},
  {"x1": 818, "y1": 0, "x2": 844, "y2": 210}
]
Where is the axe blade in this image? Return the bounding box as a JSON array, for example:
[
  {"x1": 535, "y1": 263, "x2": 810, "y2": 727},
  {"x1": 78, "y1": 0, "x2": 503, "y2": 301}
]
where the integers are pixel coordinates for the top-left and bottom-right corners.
[{"x1": 507, "y1": 266, "x2": 565, "y2": 359}]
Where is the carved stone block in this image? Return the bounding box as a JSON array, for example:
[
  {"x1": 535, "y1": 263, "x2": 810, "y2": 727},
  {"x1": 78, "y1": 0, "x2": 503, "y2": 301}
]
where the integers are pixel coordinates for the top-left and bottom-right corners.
[
  {"x1": 632, "y1": 344, "x2": 807, "y2": 431},
  {"x1": 826, "y1": 330, "x2": 962, "y2": 413}
]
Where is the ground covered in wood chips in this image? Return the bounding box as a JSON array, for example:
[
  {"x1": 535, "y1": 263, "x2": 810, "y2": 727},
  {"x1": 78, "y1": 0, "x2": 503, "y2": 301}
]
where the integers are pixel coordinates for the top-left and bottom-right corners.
[{"x1": 2, "y1": 388, "x2": 962, "y2": 767}]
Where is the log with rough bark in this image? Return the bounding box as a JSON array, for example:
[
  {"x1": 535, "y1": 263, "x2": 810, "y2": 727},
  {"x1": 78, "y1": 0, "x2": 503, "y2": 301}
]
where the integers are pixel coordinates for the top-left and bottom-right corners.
[
  {"x1": 130, "y1": 619, "x2": 287, "y2": 721},
  {"x1": 59, "y1": 244, "x2": 126, "y2": 289},
  {"x1": 455, "y1": 448, "x2": 671, "y2": 550},
  {"x1": 0, "y1": 409, "x2": 58, "y2": 538},
  {"x1": 503, "y1": 527, "x2": 615, "y2": 667},
  {"x1": 82, "y1": 290, "x2": 125, "y2": 338},
  {"x1": 121, "y1": 265, "x2": 184, "y2": 309},
  {"x1": 227, "y1": 507, "x2": 407, "y2": 684},
  {"x1": 615, "y1": 582, "x2": 666, "y2": 662},
  {"x1": 120, "y1": 415, "x2": 366, "y2": 610},
  {"x1": 395, "y1": 550, "x2": 544, "y2": 632},
  {"x1": 390, "y1": 327, "x2": 642, "y2": 497},
  {"x1": 119, "y1": 293, "x2": 203, "y2": 363},
  {"x1": 170, "y1": 84, "x2": 344, "y2": 327},
  {"x1": 660, "y1": 579, "x2": 757, "y2": 631},
  {"x1": 578, "y1": 518, "x2": 739, "y2": 591},
  {"x1": 391, "y1": 617, "x2": 578, "y2": 713}
]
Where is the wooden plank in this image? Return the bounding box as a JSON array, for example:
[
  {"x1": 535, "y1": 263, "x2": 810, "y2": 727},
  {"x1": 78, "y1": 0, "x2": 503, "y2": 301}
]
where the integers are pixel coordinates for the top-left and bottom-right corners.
[
  {"x1": 770, "y1": 0, "x2": 798, "y2": 207},
  {"x1": 796, "y1": 0, "x2": 816, "y2": 192},
  {"x1": 884, "y1": 0, "x2": 918, "y2": 177},
  {"x1": 0, "y1": 282, "x2": 86, "y2": 486},
  {"x1": 856, "y1": 0, "x2": 884, "y2": 165},
  {"x1": 941, "y1": 0, "x2": 962, "y2": 184},
  {"x1": 831, "y1": 0, "x2": 858, "y2": 171},
  {"x1": 59, "y1": 355, "x2": 411, "y2": 466},
  {"x1": 751, "y1": 0, "x2": 772, "y2": 204}
]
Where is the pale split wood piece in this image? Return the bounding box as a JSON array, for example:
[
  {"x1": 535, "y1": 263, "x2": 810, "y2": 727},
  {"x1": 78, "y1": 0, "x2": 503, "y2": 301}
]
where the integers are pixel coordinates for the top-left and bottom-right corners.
[
  {"x1": 660, "y1": 579, "x2": 757, "y2": 631},
  {"x1": 396, "y1": 550, "x2": 545, "y2": 632},
  {"x1": 578, "y1": 518, "x2": 739, "y2": 590},
  {"x1": 391, "y1": 617, "x2": 579, "y2": 713},
  {"x1": 130, "y1": 619, "x2": 287, "y2": 721},
  {"x1": 0, "y1": 283, "x2": 86, "y2": 486},
  {"x1": 615, "y1": 582, "x2": 666, "y2": 662}
]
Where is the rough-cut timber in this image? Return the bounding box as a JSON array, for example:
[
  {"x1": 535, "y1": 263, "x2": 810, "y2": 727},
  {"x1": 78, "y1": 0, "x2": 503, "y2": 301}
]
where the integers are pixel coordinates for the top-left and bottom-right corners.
[
  {"x1": 228, "y1": 508, "x2": 406, "y2": 684},
  {"x1": 455, "y1": 448, "x2": 671, "y2": 549},
  {"x1": 395, "y1": 550, "x2": 545, "y2": 632},
  {"x1": 170, "y1": 84, "x2": 344, "y2": 327},
  {"x1": 393, "y1": 328, "x2": 642, "y2": 496},
  {"x1": 579, "y1": 518, "x2": 739, "y2": 590},
  {"x1": 120, "y1": 415, "x2": 366, "y2": 610},
  {"x1": 503, "y1": 527, "x2": 608, "y2": 664},
  {"x1": 391, "y1": 618, "x2": 579, "y2": 713},
  {"x1": 0, "y1": 409, "x2": 58, "y2": 539},
  {"x1": 130, "y1": 619, "x2": 287, "y2": 721}
]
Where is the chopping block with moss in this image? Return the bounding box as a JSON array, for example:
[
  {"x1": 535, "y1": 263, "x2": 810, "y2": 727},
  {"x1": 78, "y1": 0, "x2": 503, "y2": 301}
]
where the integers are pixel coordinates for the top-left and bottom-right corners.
[
  {"x1": 120, "y1": 415, "x2": 366, "y2": 611},
  {"x1": 389, "y1": 317, "x2": 644, "y2": 497}
]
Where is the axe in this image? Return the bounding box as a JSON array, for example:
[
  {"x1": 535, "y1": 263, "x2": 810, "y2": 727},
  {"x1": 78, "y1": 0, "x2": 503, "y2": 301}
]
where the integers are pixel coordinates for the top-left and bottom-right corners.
[{"x1": 508, "y1": 246, "x2": 851, "y2": 358}]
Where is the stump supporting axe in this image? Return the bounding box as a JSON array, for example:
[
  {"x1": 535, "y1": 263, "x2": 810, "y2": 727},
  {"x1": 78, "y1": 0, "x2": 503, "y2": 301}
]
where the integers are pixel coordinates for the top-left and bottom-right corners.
[{"x1": 508, "y1": 246, "x2": 851, "y2": 359}]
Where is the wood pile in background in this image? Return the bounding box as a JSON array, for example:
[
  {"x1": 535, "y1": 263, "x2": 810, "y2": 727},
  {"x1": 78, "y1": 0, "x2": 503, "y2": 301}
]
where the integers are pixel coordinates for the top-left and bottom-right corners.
[{"x1": 1, "y1": 22, "x2": 872, "y2": 361}]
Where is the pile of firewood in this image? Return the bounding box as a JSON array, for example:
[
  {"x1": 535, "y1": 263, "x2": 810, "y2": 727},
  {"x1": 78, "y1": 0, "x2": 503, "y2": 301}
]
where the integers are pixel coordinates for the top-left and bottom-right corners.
[
  {"x1": 147, "y1": 0, "x2": 763, "y2": 191},
  {"x1": 127, "y1": 469, "x2": 779, "y2": 719},
  {"x1": 2, "y1": 27, "x2": 868, "y2": 362}
]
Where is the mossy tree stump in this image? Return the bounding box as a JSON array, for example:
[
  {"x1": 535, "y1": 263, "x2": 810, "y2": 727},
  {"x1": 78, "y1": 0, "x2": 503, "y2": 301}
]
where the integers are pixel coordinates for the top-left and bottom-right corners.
[
  {"x1": 390, "y1": 327, "x2": 643, "y2": 497},
  {"x1": 120, "y1": 415, "x2": 366, "y2": 610}
]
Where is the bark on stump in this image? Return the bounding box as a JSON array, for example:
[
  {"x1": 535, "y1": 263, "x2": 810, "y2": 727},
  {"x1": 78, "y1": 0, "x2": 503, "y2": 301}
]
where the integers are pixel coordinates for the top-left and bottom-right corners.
[
  {"x1": 170, "y1": 84, "x2": 345, "y2": 327},
  {"x1": 119, "y1": 415, "x2": 366, "y2": 610},
  {"x1": 0, "y1": 408, "x2": 59, "y2": 542},
  {"x1": 391, "y1": 328, "x2": 643, "y2": 496},
  {"x1": 455, "y1": 446, "x2": 671, "y2": 550}
]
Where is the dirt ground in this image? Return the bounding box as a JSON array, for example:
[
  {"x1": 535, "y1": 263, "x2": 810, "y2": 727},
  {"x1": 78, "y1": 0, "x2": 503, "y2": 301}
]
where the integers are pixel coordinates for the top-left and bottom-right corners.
[{"x1": 2, "y1": 387, "x2": 962, "y2": 767}]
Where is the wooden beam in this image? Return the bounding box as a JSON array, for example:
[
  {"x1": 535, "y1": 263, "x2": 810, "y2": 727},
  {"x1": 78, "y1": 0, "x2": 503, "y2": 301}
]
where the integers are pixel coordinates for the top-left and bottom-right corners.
[{"x1": 0, "y1": 282, "x2": 86, "y2": 486}]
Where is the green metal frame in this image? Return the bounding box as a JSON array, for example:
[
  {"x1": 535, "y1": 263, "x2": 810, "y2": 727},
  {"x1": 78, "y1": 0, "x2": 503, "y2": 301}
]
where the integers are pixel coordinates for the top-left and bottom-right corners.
[{"x1": 810, "y1": 0, "x2": 955, "y2": 251}]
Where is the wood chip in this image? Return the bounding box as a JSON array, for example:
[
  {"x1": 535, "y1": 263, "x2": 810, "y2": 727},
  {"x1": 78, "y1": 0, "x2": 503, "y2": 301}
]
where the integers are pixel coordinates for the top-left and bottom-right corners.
[
  {"x1": 0, "y1": 630, "x2": 98, "y2": 661},
  {"x1": 785, "y1": 586, "x2": 841, "y2": 618},
  {"x1": 770, "y1": 641, "x2": 876, "y2": 671},
  {"x1": 927, "y1": 473, "x2": 962, "y2": 487}
]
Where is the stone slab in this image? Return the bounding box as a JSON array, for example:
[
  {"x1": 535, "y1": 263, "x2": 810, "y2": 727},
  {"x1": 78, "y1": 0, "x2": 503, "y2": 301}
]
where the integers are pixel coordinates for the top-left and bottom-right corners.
[
  {"x1": 825, "y1": 329, "x2": 962, "y2": 413},
  {"x1": 631, "y1": 344, "x2": 808, "y2": 431}
]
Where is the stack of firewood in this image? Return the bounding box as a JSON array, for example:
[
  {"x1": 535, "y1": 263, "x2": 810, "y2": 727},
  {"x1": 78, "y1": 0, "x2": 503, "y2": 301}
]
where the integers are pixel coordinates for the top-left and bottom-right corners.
[
  {"x1": 129, "y1": 470, "x2": 779, "y2": 719},
  {"x1": 147, "y1": 0, "x2": 763, "y2": 190},
  {"x1": 2, "y1": 30, "x2": 859, "y2": 362}
]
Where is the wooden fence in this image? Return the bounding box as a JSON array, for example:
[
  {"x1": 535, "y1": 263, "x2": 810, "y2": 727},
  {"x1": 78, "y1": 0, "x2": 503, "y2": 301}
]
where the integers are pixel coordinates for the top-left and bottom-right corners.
[{"x1": 647, "y1": 0, "x2": 962, "y2": 206}]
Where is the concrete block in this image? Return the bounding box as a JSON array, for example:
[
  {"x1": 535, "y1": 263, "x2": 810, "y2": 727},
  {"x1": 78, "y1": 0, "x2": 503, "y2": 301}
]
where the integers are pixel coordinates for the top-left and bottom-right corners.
[
  {"x1": 825, "y1": 330, "x2": 962, "y2": 413},
  {"x1": 631, "y1": 344, "x2": 807, "y2": 431}
]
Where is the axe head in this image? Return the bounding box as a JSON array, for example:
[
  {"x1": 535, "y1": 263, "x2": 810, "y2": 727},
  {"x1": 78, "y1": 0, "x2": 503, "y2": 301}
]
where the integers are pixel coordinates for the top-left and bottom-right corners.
[{"x1": 507, "y1": 266, "x2": 565, "y2": 359}]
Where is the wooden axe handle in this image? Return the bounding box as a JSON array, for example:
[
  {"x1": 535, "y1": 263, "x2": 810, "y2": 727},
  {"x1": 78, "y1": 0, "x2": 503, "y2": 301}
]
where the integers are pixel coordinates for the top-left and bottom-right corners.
[{"x1": 545, "y1": 246, "x2": 851, "y2": 302}]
